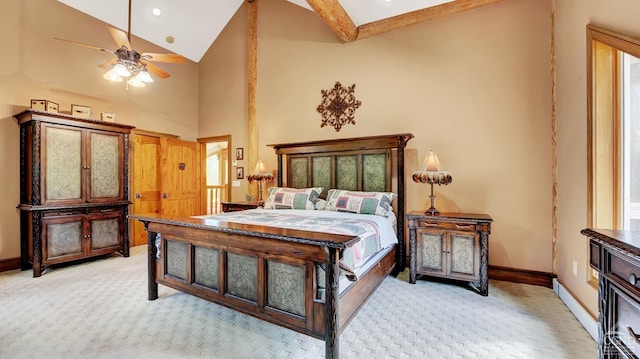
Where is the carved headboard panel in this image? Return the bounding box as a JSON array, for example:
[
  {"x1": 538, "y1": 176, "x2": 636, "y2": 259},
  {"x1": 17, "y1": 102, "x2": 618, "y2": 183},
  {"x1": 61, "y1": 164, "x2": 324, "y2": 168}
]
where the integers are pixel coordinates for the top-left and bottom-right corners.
[
  {"x1": 286, "y1": 149, "x2": 391, "y2": 198},
  {"x1": 269, "y1": 133, "x2": 414, "y2": 269}
]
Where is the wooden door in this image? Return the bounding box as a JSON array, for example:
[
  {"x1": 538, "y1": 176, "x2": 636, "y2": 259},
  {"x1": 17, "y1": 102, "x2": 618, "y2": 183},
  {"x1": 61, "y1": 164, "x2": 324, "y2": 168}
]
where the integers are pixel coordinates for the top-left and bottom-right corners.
[
  {"x1": 130, "y1": 134, "x2": 203, "y2": 246},
  {"x1": 131, "y1": 134, "x2": 161, "y2": 246},
  {"x1": 160, "y1": 138, "x2": 202, "y2": 217}
]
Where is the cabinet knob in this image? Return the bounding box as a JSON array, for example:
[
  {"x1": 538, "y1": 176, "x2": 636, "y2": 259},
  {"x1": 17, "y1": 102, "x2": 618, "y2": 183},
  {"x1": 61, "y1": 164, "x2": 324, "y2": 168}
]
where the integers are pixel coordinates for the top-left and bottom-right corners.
[
  {"x1": 161, "y1": 193, "x2": 168, "y2": 199},
  {"x1": 135, "y1": 193, "x2": 142, "y2": 199},
  {"x1": 630, "y1": 273, "x2": 638, "y2": 285}
]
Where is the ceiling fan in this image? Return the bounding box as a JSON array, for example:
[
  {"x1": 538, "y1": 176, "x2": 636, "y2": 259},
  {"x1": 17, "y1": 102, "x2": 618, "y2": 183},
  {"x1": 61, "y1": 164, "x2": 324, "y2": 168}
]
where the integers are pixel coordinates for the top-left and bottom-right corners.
[{"x1": 54, "y1": 0, "x2": 186, "y2": 87}]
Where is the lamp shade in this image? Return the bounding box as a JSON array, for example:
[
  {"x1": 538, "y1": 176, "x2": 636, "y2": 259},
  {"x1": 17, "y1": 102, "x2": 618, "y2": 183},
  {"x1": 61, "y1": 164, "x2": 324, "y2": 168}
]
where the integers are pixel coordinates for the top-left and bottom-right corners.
[
  {"x1": 423, "y1": 150, "x2": 442, "y2": 172},
  {"x1": 253, "y1": 159, "x2": 267, "y2": 174}
]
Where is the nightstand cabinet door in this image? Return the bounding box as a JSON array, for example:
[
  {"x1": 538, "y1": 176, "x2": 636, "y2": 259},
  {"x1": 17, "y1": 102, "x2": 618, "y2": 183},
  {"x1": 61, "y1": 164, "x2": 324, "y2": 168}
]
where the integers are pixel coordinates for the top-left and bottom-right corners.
[
  {"x1": 416, "y1": 229, "x2": 447, "y2": 276},
  {"x1": 449, "y1": 231, "x2": 480, "y2": 281}
]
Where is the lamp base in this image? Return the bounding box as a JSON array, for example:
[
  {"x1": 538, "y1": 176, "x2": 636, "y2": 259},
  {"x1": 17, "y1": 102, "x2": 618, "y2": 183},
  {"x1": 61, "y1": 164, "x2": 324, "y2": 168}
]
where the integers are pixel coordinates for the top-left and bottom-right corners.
[
  {"x1": 425, "y1": 184, "x2": 440, "y2": 216},
  {"x1": 424, "y1": 207, "x2": 440, "y2": 216}
]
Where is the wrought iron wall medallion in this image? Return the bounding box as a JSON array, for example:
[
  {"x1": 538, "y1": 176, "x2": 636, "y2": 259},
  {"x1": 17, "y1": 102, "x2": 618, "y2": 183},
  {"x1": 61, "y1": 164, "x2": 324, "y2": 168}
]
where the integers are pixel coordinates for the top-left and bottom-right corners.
[{"x1": 317, "y1": 82, "x2": 361, "y2": 132}]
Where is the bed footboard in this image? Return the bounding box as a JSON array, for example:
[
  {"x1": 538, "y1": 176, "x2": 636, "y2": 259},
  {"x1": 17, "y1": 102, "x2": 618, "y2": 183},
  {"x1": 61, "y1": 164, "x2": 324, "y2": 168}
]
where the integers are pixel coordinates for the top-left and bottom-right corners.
[{"x1": 137, "y1": 216, "x2": 395, "y2": 359}]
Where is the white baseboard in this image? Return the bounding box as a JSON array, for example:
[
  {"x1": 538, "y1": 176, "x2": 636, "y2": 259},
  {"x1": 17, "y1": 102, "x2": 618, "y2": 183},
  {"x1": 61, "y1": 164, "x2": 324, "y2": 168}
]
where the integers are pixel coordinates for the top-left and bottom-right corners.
[{"x1": 553, "y1": 279, "x2": 597, "y2": 341}]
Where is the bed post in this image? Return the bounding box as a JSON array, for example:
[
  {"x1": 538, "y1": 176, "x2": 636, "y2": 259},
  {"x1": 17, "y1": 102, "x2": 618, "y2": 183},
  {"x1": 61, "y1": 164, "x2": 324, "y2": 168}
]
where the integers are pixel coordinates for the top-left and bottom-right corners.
[
  {"x1": 396, "y1": 134, "x2": 411, "y2": 271},
  {"x1": 144, "y1": 221, "x2": 158, "y2": 300},
  {"x1": 325, "y1": 247, "x2": 340, "y2": 359},
  {"x1": 276, "y1": 152, "x2": 283, "y2": 187}
]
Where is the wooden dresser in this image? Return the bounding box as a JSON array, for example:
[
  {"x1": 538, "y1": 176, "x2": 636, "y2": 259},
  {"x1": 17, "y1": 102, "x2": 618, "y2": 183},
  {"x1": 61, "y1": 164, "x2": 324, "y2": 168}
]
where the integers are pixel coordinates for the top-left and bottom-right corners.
[
  {"x1": 16, "y1": 110, "x2": 134, "y2": 277},
  {"x1": 582, "y1": 228, "x2": 640, "y2": 358},
  {"x1": 407, "y1": 212, "x2": 492, "y2": 296}
]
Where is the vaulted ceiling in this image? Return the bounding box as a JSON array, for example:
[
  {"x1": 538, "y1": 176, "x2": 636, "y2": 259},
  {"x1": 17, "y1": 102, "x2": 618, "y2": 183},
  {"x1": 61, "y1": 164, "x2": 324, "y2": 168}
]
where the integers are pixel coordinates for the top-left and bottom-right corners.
[{"x1": 57, "y1": 0, "x2": 506, "y2": 63}]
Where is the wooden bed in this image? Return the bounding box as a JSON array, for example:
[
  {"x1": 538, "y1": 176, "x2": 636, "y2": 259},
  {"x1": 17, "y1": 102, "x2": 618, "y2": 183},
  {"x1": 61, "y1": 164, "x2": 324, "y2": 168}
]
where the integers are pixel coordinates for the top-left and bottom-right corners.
[{"x1": 130, "y1": 133, "x2": 413, "y2": 359}]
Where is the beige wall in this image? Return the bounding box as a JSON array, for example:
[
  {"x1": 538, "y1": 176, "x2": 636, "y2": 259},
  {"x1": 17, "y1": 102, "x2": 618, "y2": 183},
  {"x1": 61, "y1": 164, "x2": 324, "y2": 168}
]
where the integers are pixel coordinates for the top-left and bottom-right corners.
[
  {"x1": 0, "y1": 0, "x2": 199, "y2": 260},
  {"x1": 198, "y1": 4, "x2": 249, "y2": 203},
  {"x1": 6, "y1": 0, "x2": 622, "y2": 322},
  {"x1": 199, "y1": 0, "x2": 554, "y2": 271},
  {"x1": 556, "y1": 0, "x2": 640, "y2": 316}
]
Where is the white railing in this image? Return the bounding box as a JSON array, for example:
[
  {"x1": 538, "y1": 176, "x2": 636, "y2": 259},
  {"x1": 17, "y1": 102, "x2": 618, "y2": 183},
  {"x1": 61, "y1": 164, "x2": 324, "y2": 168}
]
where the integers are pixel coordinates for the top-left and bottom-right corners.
[{"x1": 206, "y1": 185, "x2": 226, "y2": 214}]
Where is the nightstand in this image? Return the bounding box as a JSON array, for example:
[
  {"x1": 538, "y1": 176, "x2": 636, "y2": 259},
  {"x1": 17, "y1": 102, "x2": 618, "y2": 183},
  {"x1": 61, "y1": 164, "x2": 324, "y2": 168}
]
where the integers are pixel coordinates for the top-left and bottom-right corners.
[
  {"x1": 406, "y1": 212, "x2": 492, "y2": 296},
  {"x1": 221, "y1": 201, "x2": 260, "y2": 213}
]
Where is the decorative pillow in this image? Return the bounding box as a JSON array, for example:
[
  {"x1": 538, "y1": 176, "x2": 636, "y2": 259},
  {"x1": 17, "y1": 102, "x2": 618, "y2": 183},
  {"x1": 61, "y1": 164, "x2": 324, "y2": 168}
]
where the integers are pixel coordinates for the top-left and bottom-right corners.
[
  {"x1": 263, "y1": 187, "x2": 323, "y2": 210},
  {"x1": 324, "y1": 189, "x2": 396, "y2": 216},
  {"x1": 314, "y1": 199, "x2": 327, "y2": 211}
]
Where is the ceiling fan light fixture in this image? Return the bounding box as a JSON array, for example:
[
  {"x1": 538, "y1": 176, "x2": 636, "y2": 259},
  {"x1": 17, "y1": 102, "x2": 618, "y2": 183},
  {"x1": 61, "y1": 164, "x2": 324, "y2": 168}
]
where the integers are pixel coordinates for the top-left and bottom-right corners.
[
  {"x1": 103, "y1": 69, "x2": 123, "y2": 82},
  {"x1": 113, "y1": 63, "x2": 131, "y2": 77},
  {"x1": 137, "y1": 69, "x2": 154, "y2": 83},
  {"x1": 127, "y1": 76, "x2": 146, "y2": 88}
]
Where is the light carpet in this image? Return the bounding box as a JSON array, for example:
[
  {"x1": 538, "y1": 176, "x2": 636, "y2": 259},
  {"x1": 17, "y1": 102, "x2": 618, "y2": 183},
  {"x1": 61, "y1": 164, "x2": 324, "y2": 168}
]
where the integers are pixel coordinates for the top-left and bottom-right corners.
[{"x1": 0, "y1": 246, "x2": 596, "y2": 359}]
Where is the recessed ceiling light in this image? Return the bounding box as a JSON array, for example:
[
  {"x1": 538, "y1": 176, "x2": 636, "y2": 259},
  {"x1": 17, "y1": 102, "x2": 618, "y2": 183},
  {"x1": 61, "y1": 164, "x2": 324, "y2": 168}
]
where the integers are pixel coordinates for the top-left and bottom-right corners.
[
  {"x1": 152, "y1": 8, "x2": 162, "y2": 16},
  {"x1": 165, "y1": 36, "x2": 174, "y2": 44}
]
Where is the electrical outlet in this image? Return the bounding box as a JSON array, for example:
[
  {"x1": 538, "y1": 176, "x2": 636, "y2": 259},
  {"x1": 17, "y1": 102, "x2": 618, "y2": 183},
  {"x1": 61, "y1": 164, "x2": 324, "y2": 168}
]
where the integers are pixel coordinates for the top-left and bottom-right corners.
[{"x1": 572, "y1": 260, "x2": 578, "y2": 276}]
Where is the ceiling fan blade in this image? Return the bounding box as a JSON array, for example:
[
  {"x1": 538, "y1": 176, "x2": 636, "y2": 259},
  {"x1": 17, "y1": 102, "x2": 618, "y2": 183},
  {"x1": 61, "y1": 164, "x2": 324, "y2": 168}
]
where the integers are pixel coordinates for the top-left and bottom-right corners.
[
  {"x1": 108, "y1": 26, "x2": 132, "y2": 50},
  {"x1": 98, "y1": 59, "x2": 117, "y2": 68},
  {"x1": 141, "y1": 53, "x2": 187, "y2": 64},
  {"x1": 143, "y1": 61, "x2": 171, "y2": 79},
  {"x1": 54, "y1": 38, "x2": 113, "y2": 53}
]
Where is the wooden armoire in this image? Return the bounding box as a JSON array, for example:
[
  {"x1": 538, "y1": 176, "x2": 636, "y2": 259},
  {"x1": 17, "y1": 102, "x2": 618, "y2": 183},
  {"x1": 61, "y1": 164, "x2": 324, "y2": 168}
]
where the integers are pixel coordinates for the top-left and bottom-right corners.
[{"x1": 16, "y1": 110, "x2": 134, "y2": 277}]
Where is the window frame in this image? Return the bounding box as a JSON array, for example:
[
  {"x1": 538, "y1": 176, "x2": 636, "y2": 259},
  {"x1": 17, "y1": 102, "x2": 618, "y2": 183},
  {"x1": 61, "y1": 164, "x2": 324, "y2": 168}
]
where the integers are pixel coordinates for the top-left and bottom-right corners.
[{"x1": 587, "y1": 25, "x2": 640, "y2": 286}]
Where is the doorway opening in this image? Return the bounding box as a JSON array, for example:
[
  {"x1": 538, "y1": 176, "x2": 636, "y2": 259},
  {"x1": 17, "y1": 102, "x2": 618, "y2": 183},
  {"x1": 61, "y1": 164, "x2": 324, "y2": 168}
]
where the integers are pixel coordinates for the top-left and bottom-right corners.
[{"x1": 199, "y1": 135, "x2": 232, "y2": 214}]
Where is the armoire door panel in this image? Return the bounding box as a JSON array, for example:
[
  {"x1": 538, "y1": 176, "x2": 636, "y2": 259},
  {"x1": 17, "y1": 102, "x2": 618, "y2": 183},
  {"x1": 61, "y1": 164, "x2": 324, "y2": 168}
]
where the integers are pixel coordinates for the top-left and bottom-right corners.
[
  {"x1": 88, "y1": 131, "x2": 123, "y2": 201},
  {"x1": 43, "y1": 125, "x2": 83, "y2": 204}
]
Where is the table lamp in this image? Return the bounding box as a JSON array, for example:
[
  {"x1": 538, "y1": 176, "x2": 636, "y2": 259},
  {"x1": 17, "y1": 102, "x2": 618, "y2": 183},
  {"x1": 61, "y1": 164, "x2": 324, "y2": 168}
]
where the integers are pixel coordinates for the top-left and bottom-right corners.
[
  {"x1": 247, "y1": 159, "x2": 273, "y2": 204},
  {"x1": 412, "y1": 150, "x2": 452, "y2": 215}
]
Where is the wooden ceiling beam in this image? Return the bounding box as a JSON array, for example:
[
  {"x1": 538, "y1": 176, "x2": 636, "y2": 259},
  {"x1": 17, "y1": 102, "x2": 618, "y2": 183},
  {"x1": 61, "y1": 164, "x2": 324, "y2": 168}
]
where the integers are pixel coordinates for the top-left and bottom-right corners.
[
  {"x1": 306, "y1": 0, "x2": 358, "y2": 42},
  {"x1": 357, "y1": 0, "x2": 508, "y2": 40}
]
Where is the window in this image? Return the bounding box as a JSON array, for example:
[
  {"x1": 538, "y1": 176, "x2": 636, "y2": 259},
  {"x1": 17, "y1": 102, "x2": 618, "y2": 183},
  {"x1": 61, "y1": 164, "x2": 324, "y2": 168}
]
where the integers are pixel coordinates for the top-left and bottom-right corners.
[{"x1": 588, "y1": 25, "x2": 640, "y2": 285}]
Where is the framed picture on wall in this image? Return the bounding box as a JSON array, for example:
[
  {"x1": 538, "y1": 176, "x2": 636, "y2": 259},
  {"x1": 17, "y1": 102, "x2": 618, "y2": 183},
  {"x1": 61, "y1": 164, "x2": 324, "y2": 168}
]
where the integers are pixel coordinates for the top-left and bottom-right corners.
[
  {"x1": 236, "y1": 167, "x2": 244, "y2": 179},
  {"x1": 236, "y1": 148, "x2": 244, "y2": 160}
]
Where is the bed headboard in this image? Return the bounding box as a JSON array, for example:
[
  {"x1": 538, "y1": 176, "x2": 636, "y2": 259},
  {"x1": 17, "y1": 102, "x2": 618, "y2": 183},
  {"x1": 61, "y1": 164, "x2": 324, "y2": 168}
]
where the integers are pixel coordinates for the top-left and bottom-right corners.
[{"x1": 269, "y1": 133, "x2": 414, "y2": 270}]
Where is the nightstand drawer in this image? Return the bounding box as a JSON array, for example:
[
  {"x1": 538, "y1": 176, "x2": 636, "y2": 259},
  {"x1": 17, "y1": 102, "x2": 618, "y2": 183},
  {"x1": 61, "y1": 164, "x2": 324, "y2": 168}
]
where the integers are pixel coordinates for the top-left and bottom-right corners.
[{"x1": 416, "y1": 220, "x2": 476, "y2": 232}]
